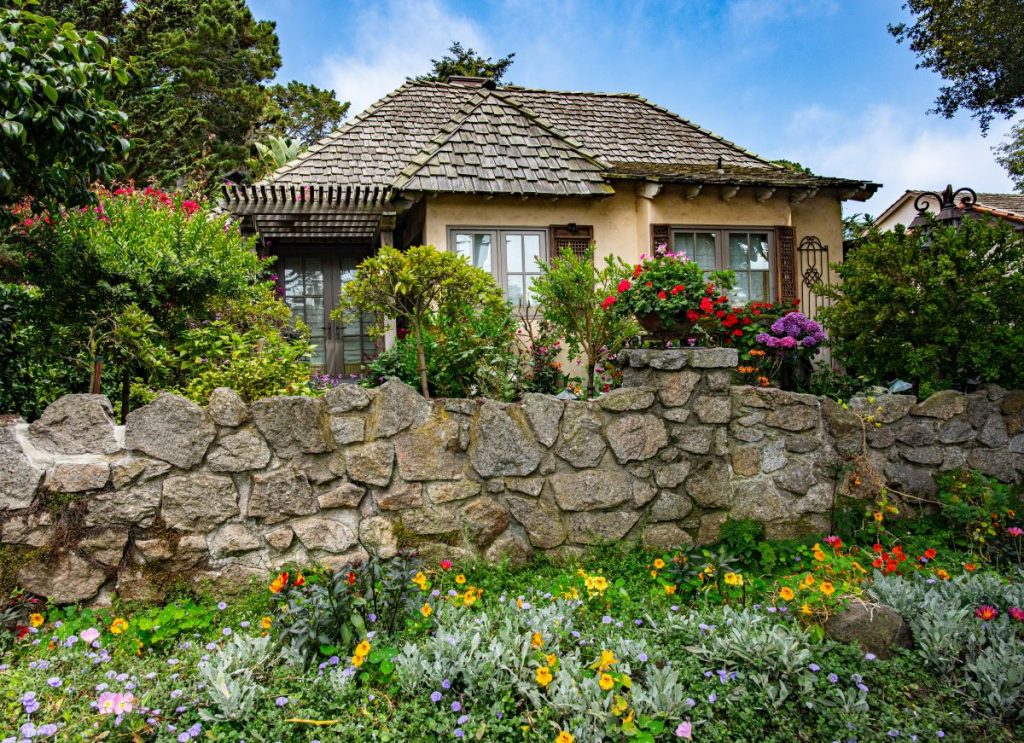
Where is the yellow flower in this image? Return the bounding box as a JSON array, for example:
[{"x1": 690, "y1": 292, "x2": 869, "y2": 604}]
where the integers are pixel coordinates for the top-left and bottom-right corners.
[
  {"x1": 813, "y1": 545, "x2": 826, "y2": 562},
  {"x1": 599, "y1": 673, "x2": 615, "y2": 691},
  {"x1": 355, "y1": 640, "x2": 371, "y2": 658},
  {"x1": 110, "y1": 617, "x2": 128, "y2": 635},
  {"x1": 873, "y1": 511, "x2": 884, "y2": 523},
  {"x1": 420, "y1": 603, "x2": 433, "y2": 618},
  {"x1": 412, "y1": 572, "x2": 428, "y2": 591},
  {"x1": 801, "y1": 603, "x2": 814, "y2": 616},
  {"x1": 801, "y1": 574, "x2": 815, "y2": 588},
  {"x1": 545, "y1": 653, "x2": 557, "y2": 667},
  {"x1": 653, "y1": 558, "x2": 666, "y2": 570},
  {"x1": 650, "y1": 570, "x2": 658, "y2": 579},
  {"x1": 779, "y1": 587, "x2": 795, "y2": 601},
  {"x1": 260, "y1": 616, "x2": 272, "y2": 629},
  {"x1": 455, "y1": 574, "x2": 467, "y2": 585},
  {"x1": 463, "y1": 587, "x2": 480, "y2": 607},
  {"x1": 597, "y1": 649, "x2": 617, "y2": 673},
  {"x1": 555, "y1": 732, "x2": 574, "y2": 743},
  {"x1": 352, "y1": 653, "x2": 365, "y2": 667},
  {"x1": 535, "y1": 666, "x2": 553, "y2": 687},
  {"x1": 820, "y1": 581, "x2": 836, "y2": 597},
  {"x1": 531, "y1": 631, "x2": 544, "y2": 649},
  {"x1": 663, "y1": 584, "x2": 677, "y2": 596},
  {"x1": 723, "y1": 572, "x2": 744, "y2": 587},
  {"x1": 29, "y1": 613, "x2": 44, "y2": 628}
]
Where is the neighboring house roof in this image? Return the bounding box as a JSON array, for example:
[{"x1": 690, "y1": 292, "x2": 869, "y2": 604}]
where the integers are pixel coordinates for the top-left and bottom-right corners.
[
  {"x1": 874, "y1": 189, "x2": 1024, "y2": 228},
  {"x1": 258, "y1": 79, "x2": 878, "y2": 199}
]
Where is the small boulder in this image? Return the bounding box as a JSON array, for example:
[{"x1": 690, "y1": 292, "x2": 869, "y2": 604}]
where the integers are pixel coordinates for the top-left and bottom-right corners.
[
  {"x1": 19, "y1": 552, "x2": 107, "y2": 604},
  {"x1": 0, "y1": 425, "x2": 43, "y2": 510},
  {"x1": 824, "y1": 601, "x2": 913, "y2": 660}
]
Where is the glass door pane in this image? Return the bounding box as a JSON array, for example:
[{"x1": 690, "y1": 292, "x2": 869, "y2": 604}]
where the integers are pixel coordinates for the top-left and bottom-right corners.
[
  {"x1": 281, "y1": 255, "x2": 327, "y2": 365},
  {"x1": 504, "y1": 231, "x2": 544, "y2": 306}
]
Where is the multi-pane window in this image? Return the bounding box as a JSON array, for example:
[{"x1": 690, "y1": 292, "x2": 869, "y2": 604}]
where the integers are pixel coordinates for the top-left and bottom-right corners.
[
  {"x1": 670, "y1": 228, "x2": 773, "y2": 303},
  {"x1": 449, "y1": 228, "x2": 547, "y2": 305}
]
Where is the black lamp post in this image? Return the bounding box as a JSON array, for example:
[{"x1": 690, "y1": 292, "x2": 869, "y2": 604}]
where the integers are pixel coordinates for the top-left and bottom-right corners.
[{"x1": 909, "y1": 184, "x2": 977, "y2": 229}]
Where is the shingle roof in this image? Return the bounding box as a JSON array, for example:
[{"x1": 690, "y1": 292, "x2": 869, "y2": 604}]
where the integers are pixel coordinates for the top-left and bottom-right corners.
[
  {"x1": 975, "y1": 193, "x2": 1024, "y2": 217},
  {"x1": 392, "y1": 92, "x2": 613, "y2": 196},
  {"x1": 260, "y1": 80, "x2": 878, "y2": 198}
]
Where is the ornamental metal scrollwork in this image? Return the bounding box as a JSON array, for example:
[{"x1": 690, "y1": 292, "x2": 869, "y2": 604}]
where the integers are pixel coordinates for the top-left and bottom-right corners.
[{"x1": 796, "y1": 235, "x2": 832, "y2": 313}]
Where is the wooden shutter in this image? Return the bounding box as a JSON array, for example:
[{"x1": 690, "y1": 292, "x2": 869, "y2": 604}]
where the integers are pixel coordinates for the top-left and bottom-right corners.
[
  {"x1": 550, "y1": 224, "x2": 594, "y2": 261},
  {"x1": 775, "y1": 225, "x2": 797, "y2": 303},
  {"x1": 651, "y1": 224, "x2": 670, "y2": 253}
]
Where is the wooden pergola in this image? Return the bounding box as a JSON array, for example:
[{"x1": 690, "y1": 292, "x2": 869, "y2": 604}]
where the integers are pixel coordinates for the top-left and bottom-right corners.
[{"x1": 221, "y1": 183, "x2": 397, "y2": 246}]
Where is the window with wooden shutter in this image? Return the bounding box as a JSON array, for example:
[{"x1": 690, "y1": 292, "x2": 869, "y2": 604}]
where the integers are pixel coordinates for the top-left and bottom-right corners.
[
  {"x1": 549, "y1": 224, "x2": 594, "y2": 261},
  {"x1": 775, "y1": 225, "x2": 797, "y2": 303}
]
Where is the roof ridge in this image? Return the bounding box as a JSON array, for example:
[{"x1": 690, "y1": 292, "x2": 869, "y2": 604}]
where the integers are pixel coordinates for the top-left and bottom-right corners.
[
  {"x1": 391, "y1": 92, "x2": 492, "y2": 189},
  {"x1": 260, "y1": 81, "x2": 417, "y2": 184}
]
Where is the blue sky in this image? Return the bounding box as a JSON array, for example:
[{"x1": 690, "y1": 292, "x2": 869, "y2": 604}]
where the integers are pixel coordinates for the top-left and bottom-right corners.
[{"x1": 249, "y1": 0, "x2": 1017, "y2": 214}]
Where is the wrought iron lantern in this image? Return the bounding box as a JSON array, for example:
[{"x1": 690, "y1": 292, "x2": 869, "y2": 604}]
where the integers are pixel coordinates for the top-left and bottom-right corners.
[{"x1": 909, "y1": 184, "x2": 977, "y2": 229}]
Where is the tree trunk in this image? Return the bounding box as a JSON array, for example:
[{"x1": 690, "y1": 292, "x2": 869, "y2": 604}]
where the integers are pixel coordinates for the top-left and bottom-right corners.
[
  {"x1": 412, "y1": 317, "x2": 430, "y2": 398},
  {"x1": 120, "y1": 367, "x2": 131, "y2": 424},
  {"x1": 586, "y1": 360, "x2": 596, "y2": 400}
]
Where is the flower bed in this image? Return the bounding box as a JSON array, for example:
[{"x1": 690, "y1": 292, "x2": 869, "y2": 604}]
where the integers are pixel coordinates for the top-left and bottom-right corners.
[{"x1": 2, "y1": 528, "x2": 1022, "y2": 741}]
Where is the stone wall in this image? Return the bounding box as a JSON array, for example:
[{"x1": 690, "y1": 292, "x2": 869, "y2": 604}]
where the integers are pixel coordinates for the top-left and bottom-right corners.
[{"x1": 1, "y1": 349, "x2": 1021, "y2": 604}]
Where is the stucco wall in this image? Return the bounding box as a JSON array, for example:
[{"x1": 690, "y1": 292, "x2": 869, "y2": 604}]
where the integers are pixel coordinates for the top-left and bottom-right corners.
[
  {"x1": 3, "y1": 350, "x2": 1021, "y2": 606},
  {"x1": 423, "y1": 182, "x2": 849, "y2": 316}
]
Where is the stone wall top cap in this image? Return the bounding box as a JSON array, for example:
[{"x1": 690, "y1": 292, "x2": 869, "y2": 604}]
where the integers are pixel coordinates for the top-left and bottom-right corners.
[{"x1": 622, "y1": 348, "x2": 738, "y2": 370}]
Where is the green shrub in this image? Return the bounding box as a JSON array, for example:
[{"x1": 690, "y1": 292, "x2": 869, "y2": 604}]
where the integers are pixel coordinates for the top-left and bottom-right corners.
[
  {"x1": 936, "y1": 469, "x2": 1023, "y2": 565},
  {"x1": 818, "y1": 218, "x2": 1024, "y2": 396},
  {"x1": 336, "y1": 245, "x2": 507, "y2": 397},
  {"x1": 2, "y1": 186, "x2": 311, "y2": 417}
]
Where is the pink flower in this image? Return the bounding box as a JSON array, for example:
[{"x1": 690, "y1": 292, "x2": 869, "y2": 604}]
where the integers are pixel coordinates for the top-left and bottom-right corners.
[
  {"x1": 1007, "y1": 526, "x2": 1023, "y2": 538},
  {"x1": 97, "y1": 691, "x2": 119, "y2": 715},
  {"x1": 1009, "y1": 607, "x2": 1024, "y2": 622},
  {"x1": 114, "y1": 692, "x2": 134, "y2": 714},
  {"x1": 180, "y1": 200, "x2": 200, "y2": 215},
  {"x1": 80, "y1": 627, "x2": 100, "y2": 643},
  {"x1": 675, "y1": 721, "x2": 692, "y2": 739}
]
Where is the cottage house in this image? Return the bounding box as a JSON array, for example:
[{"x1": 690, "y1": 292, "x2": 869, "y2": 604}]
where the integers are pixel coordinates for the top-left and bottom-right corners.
[{"x1": 223, "y1": 77, "x2": 879, "y2": 376}]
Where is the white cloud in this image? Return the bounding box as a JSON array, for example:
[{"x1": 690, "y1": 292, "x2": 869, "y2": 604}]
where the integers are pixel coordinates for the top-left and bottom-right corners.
[
  {"x1": 319, "y1": 0, "x2": 487, "y2": 115},
  {"x1": 782, "y1": 104, "x2": 1017, "y2": 215}
]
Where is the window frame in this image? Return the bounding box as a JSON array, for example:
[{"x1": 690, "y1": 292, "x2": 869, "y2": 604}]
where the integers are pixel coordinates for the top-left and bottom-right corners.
[
  {"x1": 668, "y1": 225, "x2": 776, "y2": 303},
  {"x1": 447, "y1": 226, "x2": 549, "y2": 305}
]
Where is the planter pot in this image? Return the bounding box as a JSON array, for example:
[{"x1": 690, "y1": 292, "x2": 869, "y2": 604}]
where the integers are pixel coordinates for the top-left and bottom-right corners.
[{"x1": 636, "y1": 312, "x2": 696, "y2": 343}]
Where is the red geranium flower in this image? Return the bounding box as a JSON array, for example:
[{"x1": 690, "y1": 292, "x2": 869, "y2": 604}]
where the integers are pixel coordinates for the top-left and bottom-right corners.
[
  {"x1": 700, "y1": 297, "x2": 713, "y2": 313},
  {"x1": 601, "y1": 295, "x2": 617, "y2": 310},
  {"x1": 657, "y1": 290, "x2": 667, "y2": 300},
  {"x1": 923, "y1": 548, "x2": 937, "y2": 560},
  {"x1": 687, "y1": 309, "x2": 700, "y2": 323},
  {"x1": 617, "y1": 279, "x2": 631, "y2": 293}
]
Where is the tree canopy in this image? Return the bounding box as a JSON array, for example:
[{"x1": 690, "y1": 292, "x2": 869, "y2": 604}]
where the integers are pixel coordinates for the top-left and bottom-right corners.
[
  {"x1": 890, "y1": 0, "x2": 1024, "y2": 190},
  {"x1": 0, "y1": 3, "x2": 129, "y2": 206},
  {"x1": 35, "y1": 0, "x2": 349, "y2": 188},
  {"x1": 418, "y1": 41, "x2": 515, "y2": 84}
]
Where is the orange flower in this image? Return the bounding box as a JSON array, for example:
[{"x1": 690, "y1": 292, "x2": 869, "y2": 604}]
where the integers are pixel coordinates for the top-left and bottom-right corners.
[
  {"x1": 964, "y1": 562, "x2": 977, "y2": 572},
  {"x1": 261, "y1": 616, "x2": 272, "y2": 629},
  {"x1": 531, "y1": 631, "x2": 544, "y2": 649},
  {"x1": 293, "y1": 573, "x2": 306, "y2": 587},
  {"x1": 269, "y1": 572, "x2": 289, "y2": 593},
  {"x1": 820, "y1": 581, "x2": 835, "y2": 597},
  {"x1": 663, "y1": 584, "x2": 677, "y2": 596},
  {"x1": 779, "y1": 587, "x2": 795, "y2": 601},
  {"x1": 420, "y1": 603, "x2": 432, "y2": 618}
]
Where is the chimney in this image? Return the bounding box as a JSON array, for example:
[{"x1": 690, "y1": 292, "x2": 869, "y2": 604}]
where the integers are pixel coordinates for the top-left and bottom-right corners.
[{"x1": 446, "y1": 76, "x2": 496, "y2": 89}]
